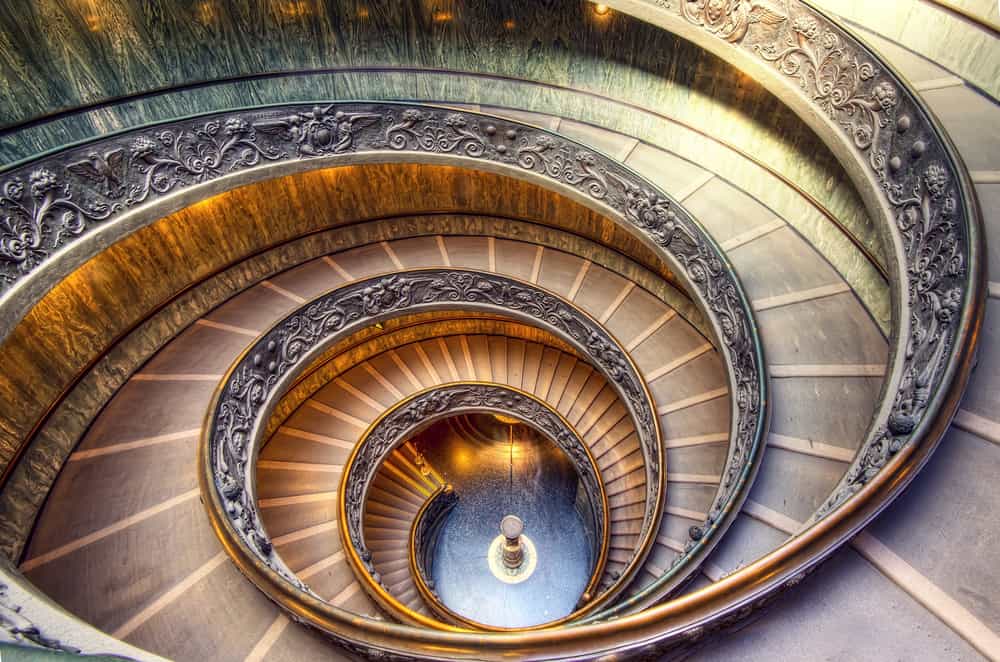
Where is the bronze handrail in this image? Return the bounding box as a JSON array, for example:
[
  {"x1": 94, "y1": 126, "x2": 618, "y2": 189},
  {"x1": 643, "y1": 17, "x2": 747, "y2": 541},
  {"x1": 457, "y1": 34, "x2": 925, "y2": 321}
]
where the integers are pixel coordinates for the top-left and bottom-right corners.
[
  {"x1": 0, "y1": 0, "x2": 984, "y2": 655},
  {"x1": 7, "y1": 3, "x2": 978, "y2": 646},
  {"x1": 194, "y1": 1, "x2": 982, "y2": 656},
  {"x1": 0, "y1": 101, "x2": 768, "y2": 652},
  {"x1": 196, "y1": 100, "x2": 766, "y2": 651},
  {"x1": 409, "y1": 485, "x2": 460, "y2": 624},
  {"x1": 0, "y1": 100, "x2": 770, "y2": 612},
  {"x1": 202, "y1": 265, "x2": 679, "y2": 618},
  {"x1": 0, "y1": 69, "x2": 888, "y2": 288}
]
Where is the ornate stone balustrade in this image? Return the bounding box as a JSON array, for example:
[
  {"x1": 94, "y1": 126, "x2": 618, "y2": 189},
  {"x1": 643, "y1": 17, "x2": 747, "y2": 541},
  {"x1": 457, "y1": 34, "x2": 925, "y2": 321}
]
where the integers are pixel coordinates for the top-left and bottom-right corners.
[
  {"x1": 204, "y1": 268, "x2": 682, "y2": 616},
  {"x1": 2, "y1": 101, "x2": 768, "y2": 655}
]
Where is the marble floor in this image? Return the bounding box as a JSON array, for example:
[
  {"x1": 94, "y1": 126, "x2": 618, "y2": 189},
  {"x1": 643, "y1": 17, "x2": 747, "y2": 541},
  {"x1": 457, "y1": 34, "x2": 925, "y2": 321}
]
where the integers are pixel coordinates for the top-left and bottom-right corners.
[{"x1": 414, "y1": 415, "x2": 595, "y2": 628}]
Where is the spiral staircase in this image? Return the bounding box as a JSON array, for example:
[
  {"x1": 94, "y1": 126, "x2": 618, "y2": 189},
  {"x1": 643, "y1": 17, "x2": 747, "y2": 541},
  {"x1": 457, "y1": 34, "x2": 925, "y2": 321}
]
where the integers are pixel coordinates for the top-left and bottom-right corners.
[{"x1": 0, "y1": 0, "x2": 997, "y2": 659}]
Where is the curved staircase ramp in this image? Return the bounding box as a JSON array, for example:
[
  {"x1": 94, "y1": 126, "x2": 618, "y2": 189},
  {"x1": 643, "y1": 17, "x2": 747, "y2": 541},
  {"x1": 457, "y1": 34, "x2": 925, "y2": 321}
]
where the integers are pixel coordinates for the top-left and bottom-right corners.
[
  {"x1": 13, "y1": 232, "x2": 731, "y2": 635},
  {"x1": 242, "y1": 260, "x2": 731, "y2": 622},
  {"x1": 364, "y1": 443, "x2": 444, "y2": 618},
  {"x1": 261, "y1": 326, "x2": 655, "y2": 625},
  {"x1": 0, "y1": 1, "x2": 992, "y2": 659}
]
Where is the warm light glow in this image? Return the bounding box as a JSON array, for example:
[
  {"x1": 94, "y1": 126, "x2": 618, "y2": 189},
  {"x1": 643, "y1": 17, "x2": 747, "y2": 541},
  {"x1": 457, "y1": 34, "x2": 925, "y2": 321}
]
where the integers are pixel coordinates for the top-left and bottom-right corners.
[
  {"x1": 275, "y1": 0, "x2": 311, "y2": 19},
  {"x1": 74, "y1": 0, "x2": 101, "y2": 31},
  {"x1": 432, "y1": 10, "x2": 453, "y2": 22},
  {"x1": 356, "y1": 5, "x2": 370, "y2": 19},
  {"x1": 493, "y1": 413, "x2": 519, "y2": 425},
  {"x1": 195, "y1": 1, "x2": 216, "y2": 24},
  {"x1": 452, "y1": 446, "x2": 473, "y2": 470},
  {"x1": 594, "y1": 4, "x2": 610, "y2": 15},
  {"x1": 487, "y1": 533, "x2": 537, "y2": 583},
  {"x1": 503, "y1": 18, "x2": 516, "y2": 30}
]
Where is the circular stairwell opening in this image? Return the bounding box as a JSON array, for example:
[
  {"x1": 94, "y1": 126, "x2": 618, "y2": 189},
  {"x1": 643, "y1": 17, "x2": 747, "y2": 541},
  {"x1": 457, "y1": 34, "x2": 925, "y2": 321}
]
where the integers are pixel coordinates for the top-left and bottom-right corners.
[{"x1": 405, "y1": 413, "x2": 599, "y2": 628}]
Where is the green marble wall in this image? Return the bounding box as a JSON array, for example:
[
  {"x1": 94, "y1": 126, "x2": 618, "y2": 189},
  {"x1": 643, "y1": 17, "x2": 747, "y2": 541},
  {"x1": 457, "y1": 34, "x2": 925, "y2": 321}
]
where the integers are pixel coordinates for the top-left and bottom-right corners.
[{"x1": 0, "y1": 0, "x2": 881, "y2": 273}]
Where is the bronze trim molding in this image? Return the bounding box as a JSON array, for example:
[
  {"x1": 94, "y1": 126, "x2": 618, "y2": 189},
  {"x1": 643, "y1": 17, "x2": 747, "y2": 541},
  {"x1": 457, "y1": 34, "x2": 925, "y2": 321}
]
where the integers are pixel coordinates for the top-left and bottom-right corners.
[
  {"x1": 571, "y1": 0, "x2": 985, "y2": 621},
  {"x1": 0, "y1": 108, "x2": 764, "y2": 586},
  {"x1": 0, "y1": 67, "x2": 886, "y2": 282},
  {"x1": 262, "y1": 317, "x2": 587, "y2": 446},
  {"x1": 409, "y1": 485, "x2": 465, "y2": 625},
  {"x1": 209, "y1": 1, "x2": 982, "y2": 655},
  {"x1": 0, "y1": 216, "x2": 699, "y2": 563},
  {"x1": 0, "y1": 205, "x2": 710, "y2": 561},
  {"x1": 0, "y1": 0, "x2": 985, "y2": 652}
]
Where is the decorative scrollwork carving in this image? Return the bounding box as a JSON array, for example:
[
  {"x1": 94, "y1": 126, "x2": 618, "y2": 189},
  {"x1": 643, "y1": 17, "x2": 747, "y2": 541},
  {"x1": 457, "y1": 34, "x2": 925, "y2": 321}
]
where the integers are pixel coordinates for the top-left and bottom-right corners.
[
  {"x1": 680, "y1": 0, "x2": 787, "y2": 43},
  {"x1": 677, "y1": 0, "x2": 970, "y2": 515},
  {"x1": 0, "y1": 170, "x2": 118, "y2": 281},
  {"x1": 380, "y1": 110, "x2": 489, "y2": 157},
  {"x1": 209, "y1": 269, "x2": 665, "y2": 590},
  {"x1": 823, "y1": 158, "x2": 964, "y2": 511},
  {"x1": 4, "y1": 101, "x2": 764, "y2": 649},
  {"x1": 127, "y1": 119, "x2": 284, "y2": 205},
  {"x1": 253, "y1": 105, "x2": 380, "y2": 157}
]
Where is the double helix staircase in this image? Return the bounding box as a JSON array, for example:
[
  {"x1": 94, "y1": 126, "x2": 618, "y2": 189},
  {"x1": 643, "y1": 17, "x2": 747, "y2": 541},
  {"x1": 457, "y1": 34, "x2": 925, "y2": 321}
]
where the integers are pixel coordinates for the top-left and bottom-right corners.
[{"x1": 0, "y1": 1, "x2": 995, "y2": 660}]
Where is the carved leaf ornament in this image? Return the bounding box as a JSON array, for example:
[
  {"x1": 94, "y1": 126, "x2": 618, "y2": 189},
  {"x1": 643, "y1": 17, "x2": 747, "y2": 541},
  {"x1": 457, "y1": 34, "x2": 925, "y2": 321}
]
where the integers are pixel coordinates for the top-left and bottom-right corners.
[
  {"x1": 2, "y1": 100, "x2": 768, "y2": 644},
  {"x1": 680, "y1": 0, "x2": 971, "y2": 512}
]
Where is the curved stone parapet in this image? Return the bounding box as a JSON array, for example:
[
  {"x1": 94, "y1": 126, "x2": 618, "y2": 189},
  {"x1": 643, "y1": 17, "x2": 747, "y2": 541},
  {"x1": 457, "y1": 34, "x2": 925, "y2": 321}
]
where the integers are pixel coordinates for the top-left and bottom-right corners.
[
  {"x1": 4, "y1": 0, "x2": 982, "y2": 644},
  {"x1": 614, "y1": 0, "x2": 983, "y2": 507},
  {"x1": 0, "y1": 110, "x2": 765, "y2": 597}
]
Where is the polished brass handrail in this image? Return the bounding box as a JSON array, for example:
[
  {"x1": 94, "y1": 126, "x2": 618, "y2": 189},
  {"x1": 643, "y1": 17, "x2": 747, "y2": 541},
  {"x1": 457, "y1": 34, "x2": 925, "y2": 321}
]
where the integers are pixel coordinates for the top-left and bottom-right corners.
[
  {"x1": 0, "y1": 69, "x2": 888, "y2": 292},
  {"x1": 0, "y1": 107, "x2": 760, "y2": 568},
  {"x1": 194, "y1": 1, "x2": 983, "y2": 656},
  {"x1": 191, "y1": 101, "x2": 766, "y2": 647},
  {"x1": 0, "y1": 0, "x2": 984, "y2": 651},
  {"x1": 7, "y1": 2, "x2": 977, "y2": 646},
  {"x1": 201, "y1": 264, "x2": 681, "y2": 621},
  {"x1": 580, "y1": 0, "x2": 984, "y2": 622},
  {"x1": 409, "y1": 484, "x2": 462, "y2": 624},
  {"x1": 0, "y1": 102, "x2": 766, "y2": 603}
]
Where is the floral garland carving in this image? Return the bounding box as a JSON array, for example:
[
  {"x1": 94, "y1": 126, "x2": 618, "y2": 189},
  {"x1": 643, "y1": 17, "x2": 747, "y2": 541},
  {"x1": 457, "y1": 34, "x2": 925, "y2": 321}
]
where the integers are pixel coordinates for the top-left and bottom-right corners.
[
  {"x1": 0, "y1": 119, "x2": 284, "y2": 283},
  {"x1": 211, "y1": 270, "x2": 663, "y2": 588},
  {"x1": 679, "y1": 0, "x2": 969, "y2": 514},
  {"x1": 2, "y1": 102, "x2": 765, "y2": 648}
]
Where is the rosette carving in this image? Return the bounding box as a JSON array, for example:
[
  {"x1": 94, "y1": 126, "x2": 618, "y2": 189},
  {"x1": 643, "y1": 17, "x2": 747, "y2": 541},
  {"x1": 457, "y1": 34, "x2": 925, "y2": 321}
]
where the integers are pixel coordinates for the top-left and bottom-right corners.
[{"x1": 2, "y1": 102, "x2": 765, "y2": 644}]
